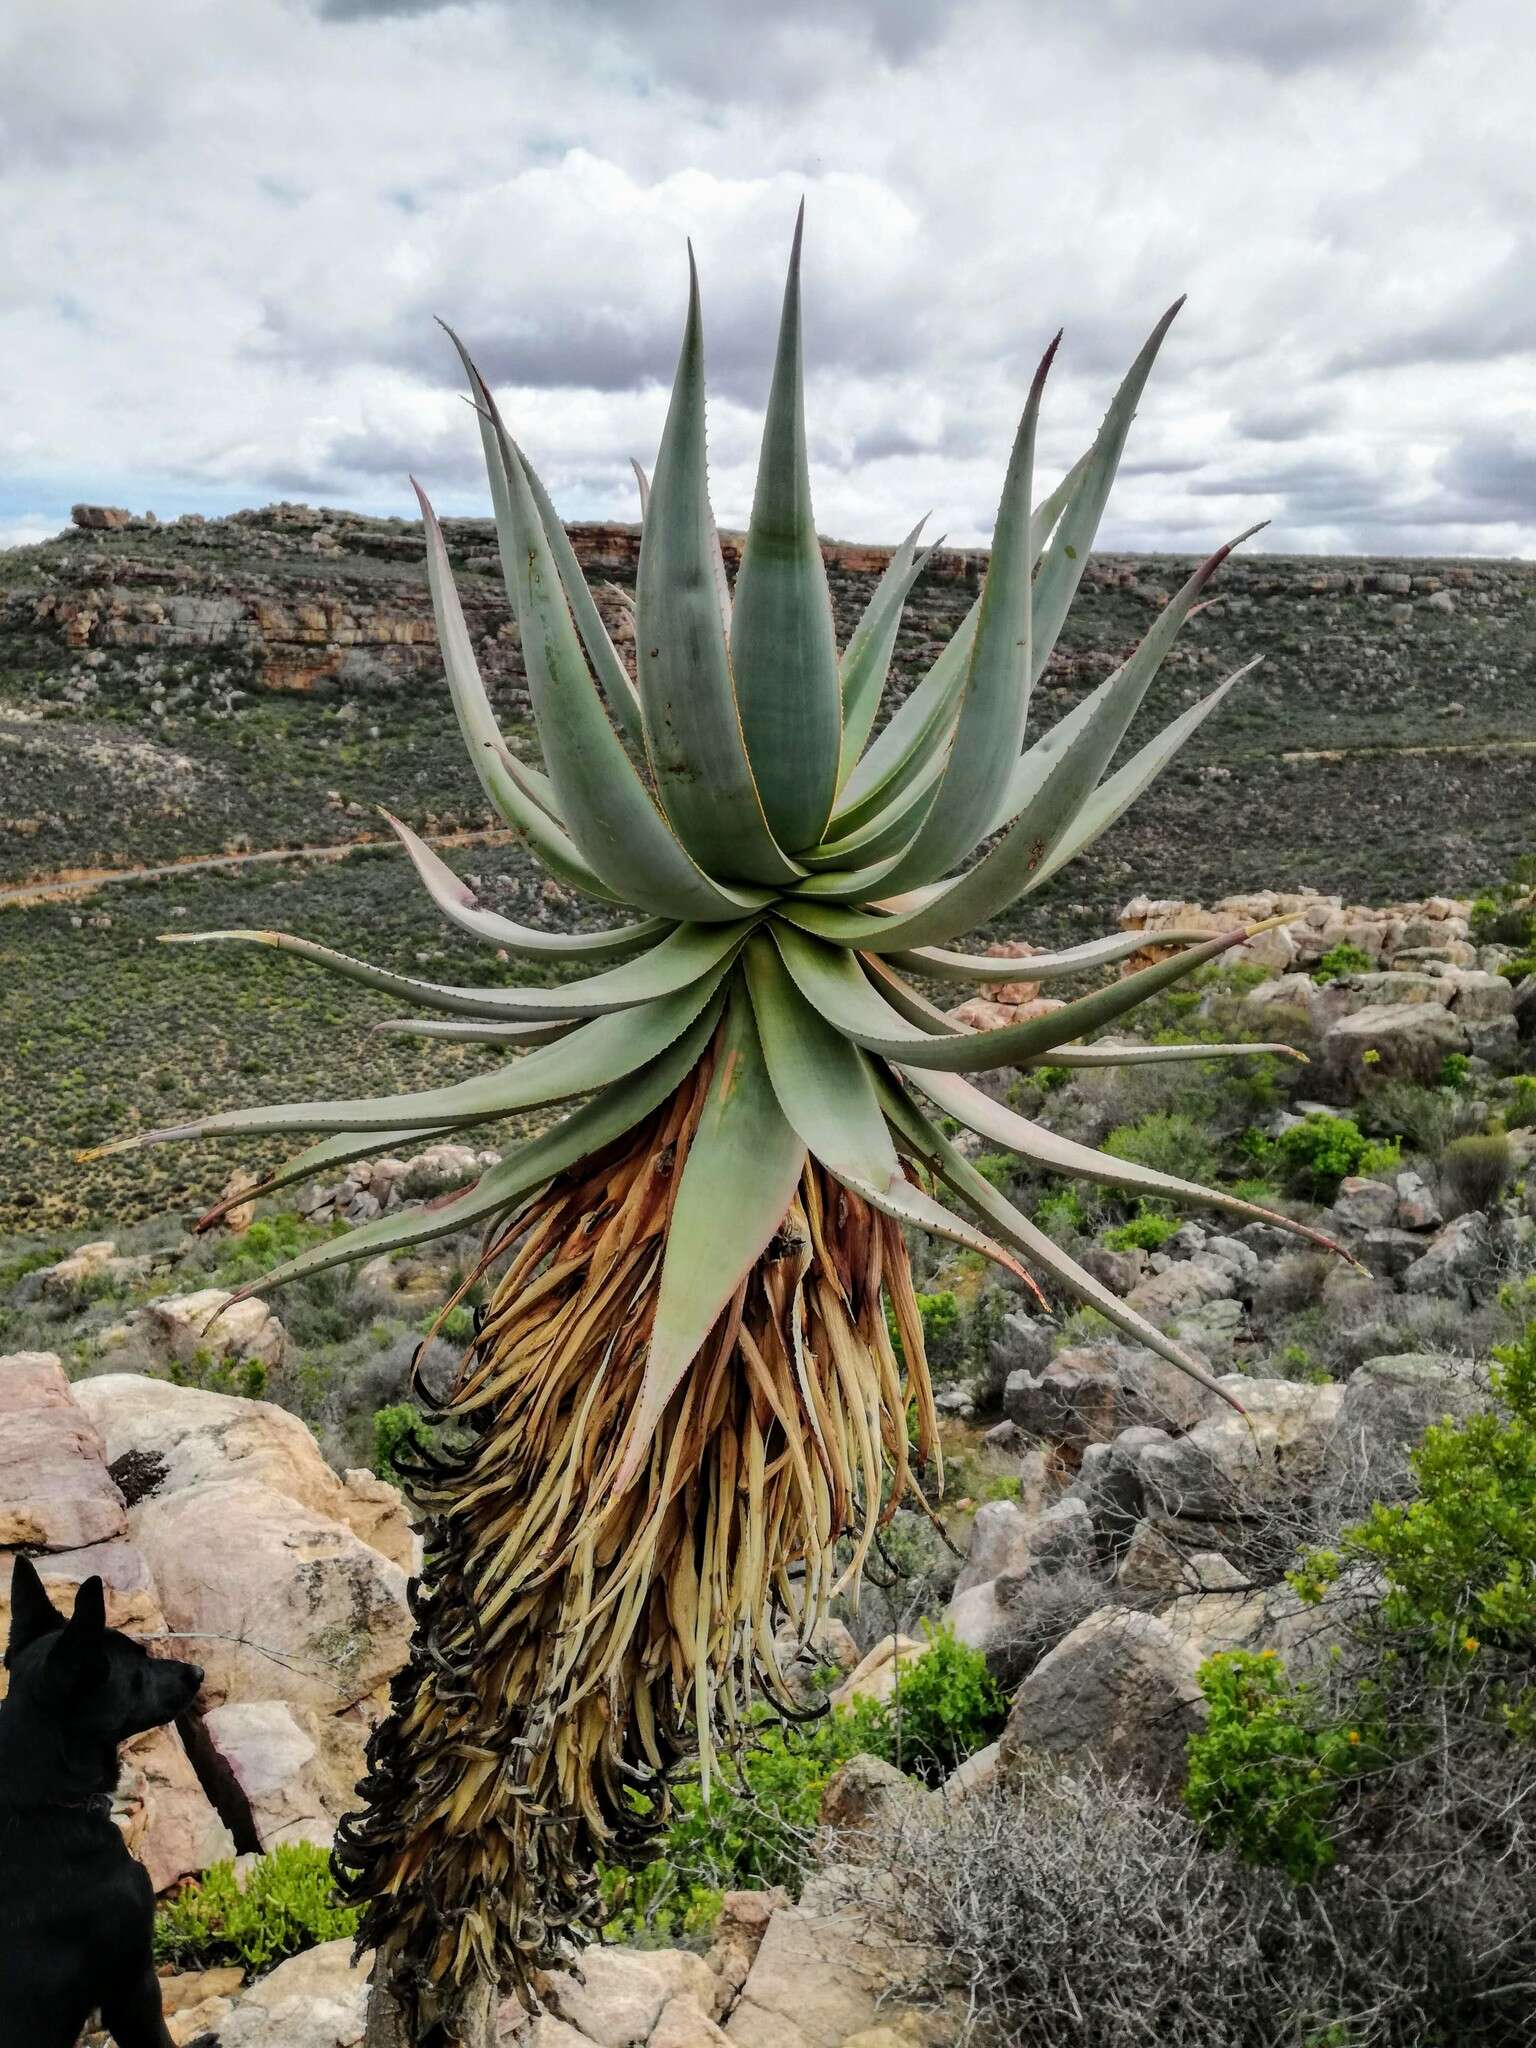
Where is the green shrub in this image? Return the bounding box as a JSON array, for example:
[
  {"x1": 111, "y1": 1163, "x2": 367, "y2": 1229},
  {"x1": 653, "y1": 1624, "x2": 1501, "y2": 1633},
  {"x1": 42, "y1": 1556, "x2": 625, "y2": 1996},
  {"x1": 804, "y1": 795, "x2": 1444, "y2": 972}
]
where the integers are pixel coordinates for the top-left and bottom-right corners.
[
  {"x1": 212, "y1": 1212, "x2": 344, "y2": 1289},
  {"x1": 1312, "y1": 942, "x2": 1374, "y2": 985},
  {"x1": 372, "y1": 1400, "x2": 437, "y2": 1478},
  {"x1": 1438, "y1": 1132, "x2": 1513, "y2": 1217},
  {"x1": 154, "y1": 1843, "x2": 359, "y2": 1974},
  {"x1": 1185, "y1": 1651, "x2": 1379, "y2": 1882},
  {"x1": 915, "y1": 1289, "x2": 965, "y2": 1375},
  {"x1": 421, "y1": 1299, "x2": 476, "y2": 1342},
  {"x1": 1102, "y1": 1112, "x2": 1219, "y2": 1187},
  {"x1": 599, "y1": 1629, "x2": 1004, "y2": 1939},
  {"x1": 1267, "y1": 1113, "x2": 1398, "y2": 1200},
  {"x1": 1505, "y1": 1075, "x2": 1536, "y2": 1130},
  {"x1": 1439, "y1": 1051, "x2": 1472, "y2": 1092},
  {"x1": 1498, "y1": 952, "x2": 1536, "y2": 984},
  {"x1": 1296, "y1": 1323, "x2": 1536, "y2": 1659},
  {"x1": 1100, "y1": 1207, "x2": 1178, "y2": 1254},
  {"x1": 861, "y1": 1624, "x2": 1007, "y2": 1785},
  {"x1": 598, "y1": 1709, "x2": 868, "y2": 1941},
  {"x1": 1034, "y1": 1186, "x2": 1087, "y2": 1240}
]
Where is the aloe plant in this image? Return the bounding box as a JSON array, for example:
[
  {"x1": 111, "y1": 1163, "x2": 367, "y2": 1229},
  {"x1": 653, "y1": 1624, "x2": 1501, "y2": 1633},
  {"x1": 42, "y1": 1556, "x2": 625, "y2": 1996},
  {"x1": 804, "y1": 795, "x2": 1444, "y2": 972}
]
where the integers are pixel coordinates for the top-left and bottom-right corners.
[{"x1": 101, "y1": 213, "x2": 1331, "y2": 2030}]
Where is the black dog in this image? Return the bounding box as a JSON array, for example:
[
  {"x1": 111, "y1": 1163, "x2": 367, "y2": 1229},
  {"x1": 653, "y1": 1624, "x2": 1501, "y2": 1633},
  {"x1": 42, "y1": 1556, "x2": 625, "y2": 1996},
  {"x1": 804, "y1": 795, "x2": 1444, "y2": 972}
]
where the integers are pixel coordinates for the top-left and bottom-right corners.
[{"x1": 0, "y1": 1557, "x2": 204, "y2": 2048}]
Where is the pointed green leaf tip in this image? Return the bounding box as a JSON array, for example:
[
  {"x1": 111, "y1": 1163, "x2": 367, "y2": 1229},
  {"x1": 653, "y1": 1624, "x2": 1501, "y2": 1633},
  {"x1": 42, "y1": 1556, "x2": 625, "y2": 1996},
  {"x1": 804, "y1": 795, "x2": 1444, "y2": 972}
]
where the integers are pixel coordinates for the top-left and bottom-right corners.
[
  {"x1": 636, "y1": 247, "x2": 803, "y2": 887},
  {"x1": 730, "y1": 203, "x2": 842, "y2": 852}
]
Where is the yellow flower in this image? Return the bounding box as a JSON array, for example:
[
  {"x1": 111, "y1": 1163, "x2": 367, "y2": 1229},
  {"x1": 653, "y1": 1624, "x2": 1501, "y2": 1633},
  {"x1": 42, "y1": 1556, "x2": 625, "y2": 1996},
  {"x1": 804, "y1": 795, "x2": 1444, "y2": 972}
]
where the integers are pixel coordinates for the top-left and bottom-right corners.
[
  {"x1": 1347, "y1": 1729, "x2": 1360, "y2": 1744},
  {"x1": 1464, "y1": 1635, "x2": 1480, "y2": 1654}
]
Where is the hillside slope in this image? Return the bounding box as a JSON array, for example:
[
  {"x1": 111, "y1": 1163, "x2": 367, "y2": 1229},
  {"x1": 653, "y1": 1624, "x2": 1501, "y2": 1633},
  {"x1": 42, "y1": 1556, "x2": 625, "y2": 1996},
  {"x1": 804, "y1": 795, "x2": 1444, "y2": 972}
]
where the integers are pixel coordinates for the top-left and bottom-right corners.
[{"x1": 2, "y1": 504, "x2": 1532, "y2": 1228}]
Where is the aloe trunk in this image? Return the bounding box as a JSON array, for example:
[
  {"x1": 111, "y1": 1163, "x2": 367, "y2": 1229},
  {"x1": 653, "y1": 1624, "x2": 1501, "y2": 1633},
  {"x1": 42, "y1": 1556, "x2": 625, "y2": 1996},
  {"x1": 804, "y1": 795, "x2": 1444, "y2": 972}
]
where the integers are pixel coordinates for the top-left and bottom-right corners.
[{"x1": 103, "y1": 216, "x2": 1333, "y2": 2034}]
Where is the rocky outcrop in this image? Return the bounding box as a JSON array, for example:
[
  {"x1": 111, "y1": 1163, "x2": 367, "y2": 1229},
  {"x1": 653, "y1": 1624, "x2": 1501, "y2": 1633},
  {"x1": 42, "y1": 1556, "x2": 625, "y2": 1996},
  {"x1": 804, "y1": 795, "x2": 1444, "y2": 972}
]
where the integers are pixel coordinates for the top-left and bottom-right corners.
[
  {"x1": 3, "y1": 1360, "x2": 415, "y2": 1888},
  {"x1": 73, "y1": 1374, "x2": 415, "y2": 1568},
  {"x1": 0, "y1": 1352, "x2": 235, "y2": 1890}
]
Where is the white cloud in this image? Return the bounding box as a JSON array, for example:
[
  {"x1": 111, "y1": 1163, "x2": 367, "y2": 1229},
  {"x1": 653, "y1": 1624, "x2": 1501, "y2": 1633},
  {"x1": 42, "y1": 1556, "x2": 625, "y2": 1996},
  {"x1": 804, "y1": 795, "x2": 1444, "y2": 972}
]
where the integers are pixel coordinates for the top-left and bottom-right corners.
[{"x1": 0, "y1": 0, "x2": 1532, "y2": 554}]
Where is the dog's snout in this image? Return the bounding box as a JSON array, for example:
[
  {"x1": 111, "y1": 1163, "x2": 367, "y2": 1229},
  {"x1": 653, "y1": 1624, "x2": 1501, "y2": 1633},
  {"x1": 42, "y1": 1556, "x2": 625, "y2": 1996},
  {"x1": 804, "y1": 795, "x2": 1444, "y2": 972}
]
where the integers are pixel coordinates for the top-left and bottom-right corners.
[{"x1": 187, "y1": 1664, "x2": 204, "y2": 1690}]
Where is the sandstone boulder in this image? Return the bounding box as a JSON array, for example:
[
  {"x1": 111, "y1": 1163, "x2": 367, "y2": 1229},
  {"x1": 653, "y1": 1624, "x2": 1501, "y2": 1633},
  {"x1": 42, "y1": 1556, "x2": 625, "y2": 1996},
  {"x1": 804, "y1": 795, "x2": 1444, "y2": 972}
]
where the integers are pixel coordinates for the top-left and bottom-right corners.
[
  {"x1": 202, "y1": 1700, "x2": 350, "y2": 1849},
  {"x1": 0, "y1": 1351, "x2": 127, "y2": 1550},
  {"x1": 73, "y1": 1375, "x2": 414, "y2": 1567},
  {"x1": 1136, "y1": 1377, "x2": 1345, "y2": 1527},
  {"x1": 1402, "y1": 1213, "x2": 1491, "y2": 1296},
  {"x1": 138, "y1": 1288, "x2": 288, "y2": 1372},
  {"x1": 129, "y1": 1478, "x2": 410, "y2": 1715},
  {"x1": 210, "y1": 1937, "x2": 370, "y2": 2047}
]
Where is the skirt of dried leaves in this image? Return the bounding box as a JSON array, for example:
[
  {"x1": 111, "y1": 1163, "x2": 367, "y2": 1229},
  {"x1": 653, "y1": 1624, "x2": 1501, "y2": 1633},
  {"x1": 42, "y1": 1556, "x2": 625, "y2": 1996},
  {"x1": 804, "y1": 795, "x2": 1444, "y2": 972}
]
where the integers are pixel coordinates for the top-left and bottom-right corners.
[{"x1": 336, "y1": 1053, "x2": 936, "y2": 2030}]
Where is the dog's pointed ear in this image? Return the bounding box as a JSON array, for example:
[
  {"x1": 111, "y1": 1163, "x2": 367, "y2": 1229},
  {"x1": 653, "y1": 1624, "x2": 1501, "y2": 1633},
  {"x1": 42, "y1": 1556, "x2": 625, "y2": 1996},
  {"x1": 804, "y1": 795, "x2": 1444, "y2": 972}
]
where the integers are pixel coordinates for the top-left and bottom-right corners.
[
  {"x1": 67, "y1": 1576, "x2": 107, "y2": 1635},
  {"x1": 47, "y1": 1576, "x2": 109, "y2": 1695},
  {"x1": 5, "y1": 1554, "x2": 67, "y2": 1667}
]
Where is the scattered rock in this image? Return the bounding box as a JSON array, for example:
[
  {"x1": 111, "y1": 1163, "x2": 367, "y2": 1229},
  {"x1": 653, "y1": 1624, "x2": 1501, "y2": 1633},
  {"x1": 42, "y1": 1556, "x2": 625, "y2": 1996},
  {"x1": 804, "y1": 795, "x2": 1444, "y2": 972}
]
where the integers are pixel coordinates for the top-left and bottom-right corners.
[
  {"x1": 1401, "y1": 1212, "x2": 1491, "y2": 1296},
  {"x1": 138, "y1": 1288, "x2": 288, "y2": 1373},
  {"x1": 1000, "y1": 1608, "x2": 1206, "y2": 1790}
]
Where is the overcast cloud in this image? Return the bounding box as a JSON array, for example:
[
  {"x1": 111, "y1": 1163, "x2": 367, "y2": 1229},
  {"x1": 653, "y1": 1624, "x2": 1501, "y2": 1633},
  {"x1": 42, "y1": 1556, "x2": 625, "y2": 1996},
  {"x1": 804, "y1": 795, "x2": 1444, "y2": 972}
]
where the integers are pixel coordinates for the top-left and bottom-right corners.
[{"x1": 2, "y1": 0, "x2": 1533, "y2": 555}]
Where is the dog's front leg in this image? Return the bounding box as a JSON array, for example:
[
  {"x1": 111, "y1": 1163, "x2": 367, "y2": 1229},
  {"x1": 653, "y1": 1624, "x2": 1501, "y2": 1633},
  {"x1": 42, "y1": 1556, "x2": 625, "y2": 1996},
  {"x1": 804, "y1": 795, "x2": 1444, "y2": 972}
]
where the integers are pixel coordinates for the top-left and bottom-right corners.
[{"x1": 96, "y1": 1961, "x2": 175, "y2": 2048}]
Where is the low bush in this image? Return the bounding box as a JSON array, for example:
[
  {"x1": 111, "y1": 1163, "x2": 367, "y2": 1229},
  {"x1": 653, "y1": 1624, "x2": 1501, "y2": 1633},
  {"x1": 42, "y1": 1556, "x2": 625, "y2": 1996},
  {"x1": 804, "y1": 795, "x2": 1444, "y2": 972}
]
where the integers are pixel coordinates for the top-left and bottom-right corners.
[
  {"x1": 1258, "y1": 1113, "x2": 1399, "y2": 1201},
  {"x1": 1311, "y1": 941, "x2": 1373, "y2": 984},
  {"x1": 1438, "y1": 1131, "x2": 1513, "y2": 1217},
  {"x1": 867, "y1": 1743, "x2": 1536, "y2": 2047},
  {"x1": 1185, "y1": 1651, "x2": 1381, "y2": 1882},
  {"x1": 154, "y1": 1843, "x2": 359, "y2": 1975},
  {"x1": 371, "y1": 1399, "x2": 437, "y2": 1479},
  {"x1": 1102, "y1": 1112, "x2": 1219, "y2": 1188},
  {"x1": 1100, "y1": 1207, "x2": 1179, "y2": 1253}
]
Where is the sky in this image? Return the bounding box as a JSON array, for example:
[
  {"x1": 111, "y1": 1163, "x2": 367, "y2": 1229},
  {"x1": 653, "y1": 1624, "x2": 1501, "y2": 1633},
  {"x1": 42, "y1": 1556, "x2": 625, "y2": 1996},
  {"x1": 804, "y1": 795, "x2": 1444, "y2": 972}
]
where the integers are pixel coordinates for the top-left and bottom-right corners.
[{"x1": 2, "y1": 0, "x2": 1534, "y2": 557}]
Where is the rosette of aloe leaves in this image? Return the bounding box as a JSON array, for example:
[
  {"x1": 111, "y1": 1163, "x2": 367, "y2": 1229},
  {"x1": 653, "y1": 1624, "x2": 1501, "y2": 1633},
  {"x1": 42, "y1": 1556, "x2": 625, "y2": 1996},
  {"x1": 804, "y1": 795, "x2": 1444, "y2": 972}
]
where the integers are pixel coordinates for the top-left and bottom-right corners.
[{"x1": 97, "y1": 211, "x2": 1337, "y2": 2027}]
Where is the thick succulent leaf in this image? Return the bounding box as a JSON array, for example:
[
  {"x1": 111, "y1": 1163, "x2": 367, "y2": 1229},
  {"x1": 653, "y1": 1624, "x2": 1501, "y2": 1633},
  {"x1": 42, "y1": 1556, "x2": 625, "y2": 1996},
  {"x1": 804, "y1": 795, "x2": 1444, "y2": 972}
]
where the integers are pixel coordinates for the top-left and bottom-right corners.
[
  {"x1": 223, "y1": 1003, "x2": 722, "y2": 1299},
  {"x1": 906, "y1": 1065, "x2": 1347, "y2": 1256},
  {"x1": 612, "y1": 984, "x2": 808, "y2": 1492},
  {"x1": 772, "y1": 923, "x2": 1252, "y2": 1072},
  {"x1": 382, "y1": 811, "x2": 672, "y2": 961},
  {"x1": 1028, "y1": 663, "x2": 1257, "y2": 891},
  {"x1": 631, "y1": 458, "x2": 651, "y2": 520},
  {"x1": 861, "y1": 336, "x2": 1057, "y2": 902},
  {"x1": 859, "y1": 953, "x2": 965, "y2": 1035},
  {"x1": 831, "y1": 445, "x2": 1090, "y2": 834},
  {"x1": 369, "y1": 1017, "x2": 578, "y2": 1044},
  {"x1": 1028, "y1": 301, "x2": 1182, "y2": 687},
  {"x1": 1041, "y1": 1041, "x2": 1307, "y2": 1069},
  {"x1": 445, "y1": 326, "x2": 647, "y2": 751},
  {"x1": 798, "y1": 741, "x2": 949, "y2": 876},
  {"x1": 730, "y1": 207, "x2": 842, "y2": 850},
  {"x1": 820, "y1": 541, "x2": 1259, "y2": 951},
  {"x1": 743, "y1": 937, "x2": 1029, "y2": 1283},
  {"x1": 891, "y1": 927, "x2": 1218, "y2": 984},
  {"x1": 831, "y1": 604, "x2": 974, "y2": 832},
  {"x1": 413, "y1": 483, "x2": 619, "y2": 904},
  {"x1": 878, "y1": 1074, "x2": 1239, "y2": 1408},
  {"x1": 469, "y1": 453, "x2": 774, "y2": 923},
  {"x1": 981, "y1": 528, "x2": 1262, "y2": 844},
  {"x1": 836, "y1": 520, "x2": 933, "y2": 783},
  {"x1": 483, "y1": 741, "x2": 566, "y2": 829},
  {"x1": 158, "y1": 917, "x2": 751, "y2": 1022},
  {"x1": 875, "y1": 586, "x2": 1248, "y2": 945},
  {"x1": 635, "y1": 250, "x2": 802, "y2": 886},
  {"x1": 109, "y1": 969, "x2": 733, "y2": 1149}
]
